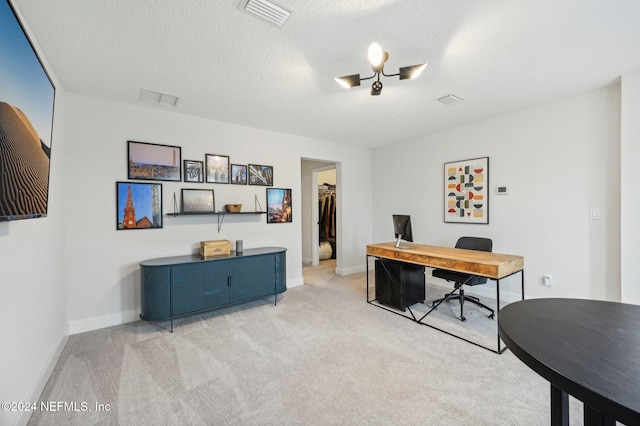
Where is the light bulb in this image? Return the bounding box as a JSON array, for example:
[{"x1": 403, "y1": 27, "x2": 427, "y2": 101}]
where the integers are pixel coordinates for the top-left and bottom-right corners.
[{"x1": 368, "y1": 42, "x2": 384, "y2": 69}]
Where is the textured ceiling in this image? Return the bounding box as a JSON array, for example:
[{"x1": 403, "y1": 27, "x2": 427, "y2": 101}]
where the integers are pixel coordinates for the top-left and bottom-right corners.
[{"x1": 12, "y1": 0, "x2": 640, "y2": 148}]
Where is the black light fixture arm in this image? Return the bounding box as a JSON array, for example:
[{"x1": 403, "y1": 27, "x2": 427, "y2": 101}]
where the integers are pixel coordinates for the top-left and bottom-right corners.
[{"x1": 358, "y1": 72, "x2": 378, "y2": 82}]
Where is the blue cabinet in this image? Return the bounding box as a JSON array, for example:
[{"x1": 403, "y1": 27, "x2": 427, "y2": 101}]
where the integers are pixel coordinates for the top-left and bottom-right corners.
[{"x1": 140, "y1": 247, "x2": 286, "y2": 329}]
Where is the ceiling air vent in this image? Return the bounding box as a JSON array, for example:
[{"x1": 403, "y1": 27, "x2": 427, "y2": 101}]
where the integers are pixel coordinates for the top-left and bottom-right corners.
[
  {"x1": 140, "y1": 88, "x2": 180, "y2": 107},
  {"x1": 243, "y1": 0, "x2": 292, "y2": 27},
  {"x1": 437, "y1": 93, "x2": 464, "y2": 105}
]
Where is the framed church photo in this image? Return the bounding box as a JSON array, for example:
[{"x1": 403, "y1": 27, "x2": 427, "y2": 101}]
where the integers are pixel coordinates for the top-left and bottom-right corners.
[{"x1": 116, "y1": 182, "x2": 163, "y2": 230}]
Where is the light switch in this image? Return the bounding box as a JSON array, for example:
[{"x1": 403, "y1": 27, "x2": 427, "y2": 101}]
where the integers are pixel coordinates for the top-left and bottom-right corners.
[{"x1": 590, "y1": 208, "x2": 600, "y2": 219}]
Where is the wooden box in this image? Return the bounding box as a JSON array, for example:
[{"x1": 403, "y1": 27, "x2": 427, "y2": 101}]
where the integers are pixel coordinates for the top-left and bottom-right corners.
[{"x1": 200, "y1": 240, "x2": 231, "y2": 257}]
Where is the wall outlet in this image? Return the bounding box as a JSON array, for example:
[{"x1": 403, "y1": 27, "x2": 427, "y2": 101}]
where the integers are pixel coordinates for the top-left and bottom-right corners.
[{"x1": 543, "y1": 275, "x2": 552, "y2": 287}]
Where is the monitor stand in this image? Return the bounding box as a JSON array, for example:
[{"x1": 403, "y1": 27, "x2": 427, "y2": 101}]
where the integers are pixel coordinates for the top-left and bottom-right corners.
[{"x1": 394, "y1": 235, "x2": 410, "y2": 249}]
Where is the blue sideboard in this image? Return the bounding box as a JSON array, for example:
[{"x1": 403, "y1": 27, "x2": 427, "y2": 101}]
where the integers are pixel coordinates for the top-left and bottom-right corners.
[{"x1": 140, "y1": 247, "x2": 286, "y2": 331}]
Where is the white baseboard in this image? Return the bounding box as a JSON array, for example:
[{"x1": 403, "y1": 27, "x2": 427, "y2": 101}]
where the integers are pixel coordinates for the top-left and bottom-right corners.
[
  {"x1": 20, "y1": 334, "x2": 69, "y2": 426},
  {"x1": 68, "y1": 309, "x2": 139, "y2": 335},
  {"x1": 287, "y1": 277, "x2": 304, "y2": 288},
  {"x1": 336, "y1": 264, "x2": 366, "y2": 276}
]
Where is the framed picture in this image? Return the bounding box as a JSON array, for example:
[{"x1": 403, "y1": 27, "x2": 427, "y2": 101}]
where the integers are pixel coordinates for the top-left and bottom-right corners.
[
  {"x1": 127, "y1": 141, "x2": 181, "y2": 182},
  {"x1": 116, "y1": 182, "x2": 163, "y2": 230},
  {"x1": 205, "y1": 154, "x2": 230, "y2": 184},
  {"x1": 249, "y1": 164, "x2": 273, "y2": 186},
  {"x1": 183, "y1": 160, "x2": 204, "y2": 183},
  {"x1": 267, "y1": 188, "x2": 292, "y2": 223},
  {"x1": 231, "y1": 164, "x2": 247, "y2": 185},
  {"x1": 181, "y1": 189, "x2": 215, "y2": 213},
  {"x1": 444, "y1": 157, "x2": 489, "y2": 224}
]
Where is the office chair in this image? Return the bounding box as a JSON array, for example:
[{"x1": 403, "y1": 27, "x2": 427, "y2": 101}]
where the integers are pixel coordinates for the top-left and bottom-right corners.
[{"x1": 431, "y1": 236, "x2": 494, "y2": 322}]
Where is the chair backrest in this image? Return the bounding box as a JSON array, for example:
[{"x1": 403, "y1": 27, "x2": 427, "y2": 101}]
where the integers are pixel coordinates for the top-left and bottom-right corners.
[{"x1": 455, "y1": 236, "x2": 492, "y2": 253}]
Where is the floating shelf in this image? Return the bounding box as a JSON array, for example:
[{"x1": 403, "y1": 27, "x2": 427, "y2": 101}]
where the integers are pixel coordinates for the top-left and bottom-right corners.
[{"x1": 167, "y1": 193, "x2": 267, "y2": 233}]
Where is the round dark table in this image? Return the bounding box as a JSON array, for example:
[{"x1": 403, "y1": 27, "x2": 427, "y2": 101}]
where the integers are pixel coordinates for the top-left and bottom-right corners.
[{"x1": 498, "y1": 298, "x2": 640, "y2": 426}]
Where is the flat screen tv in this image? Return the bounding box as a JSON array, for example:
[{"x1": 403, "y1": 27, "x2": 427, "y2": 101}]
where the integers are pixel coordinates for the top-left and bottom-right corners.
[
  {"x1": 393, "y1": 214, "x2": 413, "y2": 249},
  {"x1": 0, "y1": 0, "x2": 56, "y2": 221}
]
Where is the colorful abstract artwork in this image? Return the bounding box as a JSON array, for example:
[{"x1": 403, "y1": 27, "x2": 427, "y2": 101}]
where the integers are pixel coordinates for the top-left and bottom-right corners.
[{"x1": 444, "y1": 157, "x2": 489, "y2": 224}]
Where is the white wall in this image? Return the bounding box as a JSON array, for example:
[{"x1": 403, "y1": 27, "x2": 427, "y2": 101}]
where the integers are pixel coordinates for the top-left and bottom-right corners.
[
  {"x1": 62, "y1": 93, "x2": 373, "y2": 333},
  {"x1": 0, "y1": 5, "x2": 69, "y2": 425},
  {"x1": 372, "y1": 86, "x2": 621, "y2": 301},
  {"x1": 621, "y1": 70, "x2": 640, "y2": 304}
]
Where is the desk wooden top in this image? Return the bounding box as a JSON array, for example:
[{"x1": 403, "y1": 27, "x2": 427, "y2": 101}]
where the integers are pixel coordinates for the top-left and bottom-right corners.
[{"x1": 366, "y1": 242, "x2": 524, "y2": 280}]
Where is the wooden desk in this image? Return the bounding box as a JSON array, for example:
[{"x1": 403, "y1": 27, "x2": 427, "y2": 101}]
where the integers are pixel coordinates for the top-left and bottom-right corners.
[
  {"x1": 366, "y1": 242, "x2": 525, "y2": 353},
  {"x1": 498, "y1": 299, "x2": 640, "y2": 425}
]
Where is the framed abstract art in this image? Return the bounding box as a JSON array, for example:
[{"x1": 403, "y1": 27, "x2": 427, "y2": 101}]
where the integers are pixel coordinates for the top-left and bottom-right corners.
[{"x1": 444, "y1": 157, "x2": 489, "y2": 224}]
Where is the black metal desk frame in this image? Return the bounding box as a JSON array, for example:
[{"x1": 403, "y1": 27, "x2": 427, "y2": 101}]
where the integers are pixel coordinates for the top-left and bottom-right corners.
[{"x1": 366, "y1": 253, "x2": 525, "y2": 354}]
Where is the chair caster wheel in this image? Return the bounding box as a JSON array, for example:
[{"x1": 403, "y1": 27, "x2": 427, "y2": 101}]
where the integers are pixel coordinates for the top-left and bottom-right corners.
[
  {"x1": 460, "y1": 316, "x2": 466, "y2": 322},
  {"x1": 489, "y1": 313, "x2": 495, "y2": 319}
]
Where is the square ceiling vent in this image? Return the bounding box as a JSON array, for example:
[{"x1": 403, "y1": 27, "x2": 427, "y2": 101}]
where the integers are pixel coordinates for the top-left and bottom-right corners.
[
  {"x1": 242, "y1": 0, "x2": 292, "y2": 27},
  {"x1": 140, "y1": 88, "x2": 180, "y2": 107},
  {"x1": 437, "y1": 93, "x2": 464, "y2": 105}
]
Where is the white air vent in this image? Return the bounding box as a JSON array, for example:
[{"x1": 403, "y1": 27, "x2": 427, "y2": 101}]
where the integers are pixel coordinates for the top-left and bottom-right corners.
[
  {"x1": 243, "y1": 0, "x2": 292, "y2": 27},
  {"x1": 437, "y1": 93, "x2": 464, "y2": 105},
  {"x1": 140, "y1": 88, "x2": 180, "y2": 107}
]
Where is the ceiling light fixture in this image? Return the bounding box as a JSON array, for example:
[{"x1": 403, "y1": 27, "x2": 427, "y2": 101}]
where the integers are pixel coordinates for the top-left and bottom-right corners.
[{"x1": 335, "y1": 42, "x2": 427, "y2": 96}]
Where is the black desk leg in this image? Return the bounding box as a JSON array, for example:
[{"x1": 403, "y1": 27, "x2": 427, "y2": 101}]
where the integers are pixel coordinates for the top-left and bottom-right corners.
[
  {"x1": 551, "y1": 385, "x2": 569, "y2": 426},
  {"x1": 584, "y1": 405, "x2": 615, "y2": 426}
]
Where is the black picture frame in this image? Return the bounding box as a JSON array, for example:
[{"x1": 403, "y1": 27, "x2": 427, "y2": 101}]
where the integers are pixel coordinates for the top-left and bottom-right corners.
[
  {"x1": 205, "y1": 154, "x2": 230, "y2": 184},
  {"x1": 127, "y1": 141, "x2": 181, "y2": 182},
  {"x1": 249, "y1": 164, "x2": 273, "y2": 186},
  {"x1": 231, "y1": 164, "x2": 248, "y2": 185},
  {"x1": 181, "y1": 188, "x2": 215, "y2": 213},
  {"x1": 266, "y1": 188, "x2": 292, "y2": 223},
  {"x1": 183, "y1": 160, "x2": 204, "y2": 183},
  {"x1": 116, "y1": 181, "x2": 163, "y2": 230}
]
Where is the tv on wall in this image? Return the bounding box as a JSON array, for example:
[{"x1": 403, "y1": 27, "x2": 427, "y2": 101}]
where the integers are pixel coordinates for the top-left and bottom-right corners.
[{"x1": 0, "y1": 0, "x2": 56, "y2": 221}]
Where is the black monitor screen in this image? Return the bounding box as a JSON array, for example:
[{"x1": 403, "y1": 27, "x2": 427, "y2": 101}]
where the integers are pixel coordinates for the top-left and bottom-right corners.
[{"x1": 393, "y1": 214, "x2": 413, "y2": 247}]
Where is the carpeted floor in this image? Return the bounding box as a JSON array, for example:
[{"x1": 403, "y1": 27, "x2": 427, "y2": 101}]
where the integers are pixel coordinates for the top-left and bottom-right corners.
[{"x1": 28, "y1": 260, "x2": 585, "y2": 425}]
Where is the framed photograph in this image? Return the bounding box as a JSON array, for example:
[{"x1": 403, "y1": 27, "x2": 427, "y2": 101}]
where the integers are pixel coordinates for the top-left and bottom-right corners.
[
  {"x1": 444, "y1": 157, "x2": 489, "y2": 224},
  {"x1": 127, "y1": 141, "x2": 181, "y2": 182},
  {"x1": 267, "y1": 188, "x2": 292, "y2": 223},
  {"x1": 181, "y1": 189, "x2": 215, "y2": 213},
  {"x1": 205, "y1": 154, "x2": 230, "y2": 184},
  {"x1": 116, "y1": 182, "x2": 163, "y2": 230},
  {"x1": 231, "y1": 164, "x2": 247, "y2": 185},
  {"x1": 249, "y1": 164, "x2": 273, "y2": 186},
  {"x1": 183, "y1": 160, "x2": 204, "y2": 183}
]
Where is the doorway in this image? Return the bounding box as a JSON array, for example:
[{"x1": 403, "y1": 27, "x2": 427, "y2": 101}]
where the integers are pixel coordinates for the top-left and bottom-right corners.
[{"x1": 300, "y1": 159, "x2": 340, "y2": 273}]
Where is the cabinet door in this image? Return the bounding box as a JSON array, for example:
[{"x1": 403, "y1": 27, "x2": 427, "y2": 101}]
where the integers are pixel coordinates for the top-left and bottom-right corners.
[
  {"x1": 171, "y1": 261, "x2": 229, "y2": 315},
  {"x1": 140, "y1": 265, "x2": 171, "y2": 320},
  {"x1": 229, "y1": 254, "x2": 275, "y2": 303}
]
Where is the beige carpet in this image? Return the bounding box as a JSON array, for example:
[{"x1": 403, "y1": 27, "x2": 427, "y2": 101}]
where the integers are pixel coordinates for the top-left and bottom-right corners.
[{"x1": 28, "y1": 260, "x2": 585, "y2": 425}]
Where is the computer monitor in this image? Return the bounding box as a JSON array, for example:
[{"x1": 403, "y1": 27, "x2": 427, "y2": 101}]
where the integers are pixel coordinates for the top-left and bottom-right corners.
[{"x1": 393, "y1": 214, "x2": 413, "y2": 248}]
